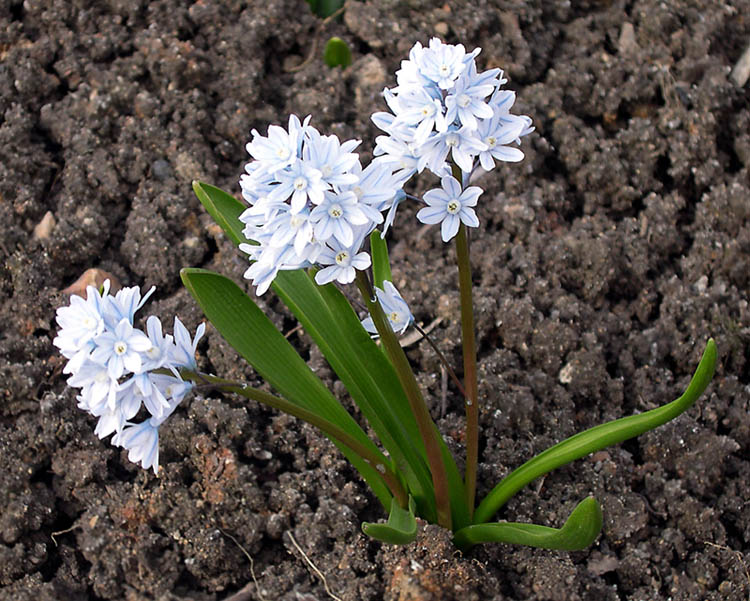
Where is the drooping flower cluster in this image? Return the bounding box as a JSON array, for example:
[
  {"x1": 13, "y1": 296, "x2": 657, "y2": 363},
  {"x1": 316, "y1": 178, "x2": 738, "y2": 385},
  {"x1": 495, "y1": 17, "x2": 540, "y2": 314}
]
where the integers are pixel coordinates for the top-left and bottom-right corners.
[
  {"x1": 372, "y1": 38, "x2": 533, "y2": 241},
  {"x1": 238, "y1": 115, "x2": 405, "y2": 294},
  {"x1": 53, "y1": 281, "x2": 204, "y2": 473}
]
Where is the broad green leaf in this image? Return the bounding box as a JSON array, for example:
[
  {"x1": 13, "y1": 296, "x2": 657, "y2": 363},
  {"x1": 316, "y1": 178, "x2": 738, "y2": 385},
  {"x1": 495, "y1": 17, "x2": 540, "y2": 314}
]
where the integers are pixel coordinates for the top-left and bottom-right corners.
[
  {"x1": 369, "y1": 230, "x2": 392, "y2": 289},
  {"x1": 474, "y1": 339, "x2": 717, "y2": 524},
  {"x1": 454, "y1": 497, "x2": 602, "y2": 551},
  {"x1": 323, "y1": 37, "x2": 352, "y2": 69},
  {"x1": 362, "y1": 496, "x2": 418, "y2": 545},
  {"x1": 180, "y1": 267, "x2": 391, "y2": 507}
]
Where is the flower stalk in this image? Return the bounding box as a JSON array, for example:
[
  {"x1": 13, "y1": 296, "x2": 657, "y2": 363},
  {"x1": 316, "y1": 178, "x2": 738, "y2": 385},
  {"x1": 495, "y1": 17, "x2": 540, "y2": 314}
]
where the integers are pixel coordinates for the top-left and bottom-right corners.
[
  {"x1": 355, "y1": 269, "x2": 452, "y2": 529},
  {"x1": 455, "y1": 222, "x2": 479, "y2": 517}
]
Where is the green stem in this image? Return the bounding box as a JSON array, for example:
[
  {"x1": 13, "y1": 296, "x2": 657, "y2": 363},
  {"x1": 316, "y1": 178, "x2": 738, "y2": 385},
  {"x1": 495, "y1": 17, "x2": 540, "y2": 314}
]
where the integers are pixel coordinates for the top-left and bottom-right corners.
[
  {"x1": 455, "y1": 223, "x2": 479, "y2": 518},
  {"x1": 473, "y1": 339, "x2": 717, "y2": 524},
  {"x1": 179, "y1": 368, "x2": 409, "y2": 509},
  {"x1": 355, "y1": 270, "x2": 453, "y2": 529}
]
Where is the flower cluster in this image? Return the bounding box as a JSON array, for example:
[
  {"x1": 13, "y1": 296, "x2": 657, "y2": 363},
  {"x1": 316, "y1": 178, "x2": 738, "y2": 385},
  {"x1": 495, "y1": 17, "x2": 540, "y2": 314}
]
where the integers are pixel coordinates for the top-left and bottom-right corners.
[
  {"x1": 372, "y1": 38, "x2": 533, "y2": 241},
  {"x1": 238, "y1": 115, "x2": 405, "y2": 294},
  {"x1": 53, "y1": 281, "x2": 204, "y2": 473}
]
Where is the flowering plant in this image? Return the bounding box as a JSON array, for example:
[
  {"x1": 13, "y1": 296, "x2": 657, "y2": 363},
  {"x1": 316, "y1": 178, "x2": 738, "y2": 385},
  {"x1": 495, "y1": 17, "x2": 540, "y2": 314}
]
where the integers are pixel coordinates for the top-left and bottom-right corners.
[{"x1": 54, "y1": 38, "x2": 716, "y2": 551}]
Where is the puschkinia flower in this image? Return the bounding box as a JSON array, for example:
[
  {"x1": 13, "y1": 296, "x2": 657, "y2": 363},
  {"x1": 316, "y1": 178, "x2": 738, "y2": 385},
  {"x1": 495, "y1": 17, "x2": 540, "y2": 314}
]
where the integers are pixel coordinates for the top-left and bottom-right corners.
[
  {"x1": 239, "y1": 116, "x2": 405, "y2": 294},
  {"x1": 361, "y1": 281, "x2": 414, "y2": 335},
  {"x1": 372, "y1": 38, "x2": 532, "y2": 233},
  {"x1": 54, "y1": 281, "x2": 204, "y2": 473},
  {"x1": 417, "y1": 175, "x2": 482, "y2": 242}
]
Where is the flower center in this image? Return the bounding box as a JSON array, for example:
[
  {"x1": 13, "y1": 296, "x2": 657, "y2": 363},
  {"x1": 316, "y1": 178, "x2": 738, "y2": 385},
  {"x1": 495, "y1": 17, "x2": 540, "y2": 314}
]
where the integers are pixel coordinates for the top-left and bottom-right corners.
[
  {"x1": 276, "y1": 147, "x2": 290, "y2": 160},
  {"x1": 446, "y1": 200, "x2": 461, "y2": 215},
  {"x1": 328, "y1": 204, "x2": 343, "y2": 219},
  {"x1": 321, "y1": 165, "x2": 332, "y2": 177},
  {"x1": 445, "y1": 133, "x2": 459, "y2": 147},
  {"x1": 389, "y1": 311, "x2": 401, "y2": 322},
  {"x1": 334, "y1": 250, "x2": 349, "y2": 265},
  {"x1": 114, "y1": 341, "x2": 128, "y2": 356},
  {"x1": 486, "y1": 136, "x2": 497, "y2": 148},
  {"x1": 83, "y1": 316, "x2": 97, "y2": 329},
  {"x1": 457, "y1": 94, "x2": 471, "y2": 108},
  {"x1": 290, "y1": 214, "x2": 305, "y2": 228},
  {"x1": 146, "y1": 346, "x2": 161, "y2": 360},
  {"x1": 352, "y1": 186, "x2": 363, "y2": 199},
  {"x1": 293, "y1": 176, "x2": 307, "y2": 191},
  {"x1": 439, "y1": 64, "x2": 450, "y2": 76}
]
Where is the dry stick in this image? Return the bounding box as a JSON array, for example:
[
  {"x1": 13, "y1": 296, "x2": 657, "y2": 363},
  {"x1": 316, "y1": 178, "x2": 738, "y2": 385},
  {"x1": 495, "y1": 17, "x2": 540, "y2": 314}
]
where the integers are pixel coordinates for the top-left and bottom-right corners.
[
  {"x1": 286, "y1": 531, "x2": 343, "y2": 601},
  {"x1": 220, "y1": 529, "x2": 266, "y2": 601},
  {"x1": 285, "y1": 5, "x2": 347, "y2": 73}
]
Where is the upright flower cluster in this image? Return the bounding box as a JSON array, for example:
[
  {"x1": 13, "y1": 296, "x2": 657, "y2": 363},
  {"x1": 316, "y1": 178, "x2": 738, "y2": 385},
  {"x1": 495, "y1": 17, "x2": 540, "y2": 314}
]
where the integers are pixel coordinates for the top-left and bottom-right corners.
[
  {"x1": 53, "y1": 281, "x2": 204, "y2": 473},
  {"x1": 372, "y1": 38, "x2": 533, "y2": 241},
  {"x1": 238, "y1": 115, "x2": 405, "y2": 294}
]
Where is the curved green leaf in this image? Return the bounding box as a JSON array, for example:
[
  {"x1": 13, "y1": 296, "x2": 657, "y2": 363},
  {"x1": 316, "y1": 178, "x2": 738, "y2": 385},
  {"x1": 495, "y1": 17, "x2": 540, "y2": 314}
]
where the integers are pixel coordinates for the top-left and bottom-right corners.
[
  {"x1": 180, "y1": 267, "x2": 392, "y2": 507},
  {"x1": 362, "y1": 496, "x2": 418, "y2": 545},
  {"x1": 454, "y1": 497, "x2": 602, "y2": 551},
  {"x1": 474, "y1": 339, "x2": 717, "y2": 524}
]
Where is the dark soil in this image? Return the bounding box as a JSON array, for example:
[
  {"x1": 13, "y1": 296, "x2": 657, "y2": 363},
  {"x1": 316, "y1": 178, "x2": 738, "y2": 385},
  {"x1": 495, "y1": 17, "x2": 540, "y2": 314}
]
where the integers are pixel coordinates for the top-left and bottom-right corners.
[{"x1": 2, "y1": 0, "x2": 750, "y2": 599}]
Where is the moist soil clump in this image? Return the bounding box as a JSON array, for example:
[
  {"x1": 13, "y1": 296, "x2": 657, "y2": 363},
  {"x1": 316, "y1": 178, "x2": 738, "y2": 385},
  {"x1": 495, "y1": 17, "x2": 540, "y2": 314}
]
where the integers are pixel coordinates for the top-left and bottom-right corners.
[{"x1": 2, "y1": 1, "x2": 750, "y2": 599}]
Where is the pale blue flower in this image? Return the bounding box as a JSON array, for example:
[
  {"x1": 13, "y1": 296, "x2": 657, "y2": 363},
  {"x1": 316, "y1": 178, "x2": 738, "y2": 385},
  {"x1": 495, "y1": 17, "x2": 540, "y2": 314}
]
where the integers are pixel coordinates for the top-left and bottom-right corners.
[
  {"x1": 245, "y1": 115, "x2": 309, "y2": 174},
  {"x1": 417, "y1": 175, "x2": 482, "y2": 242},
  {"x1": 104, "y1": 285, "x2": 156, "y2": 328},
  {"x1": 418, "y1": 126, "x2": 487, "y2": 174},
  {"x1": 303, "y1": 128, "x2": 360, "y2": 187},
  {"x1": 171, "y1": 316, "x2": 205, "y2": 371},
  {"x1": 310, "y1": 190, "x2": 383, "y2": 247},
  {"x1": 112, "y1": 419, "x2": 160, "y2": 474},
  {"x1": 269, "y1": 159, "x2": 327, "y2": 213},
  {"x1": 91, "y1": 318, "x2": 152, "y2": 379},
  {"x1": 361, "y1": 281, "x2": 413, "y2": 335},
  {"x1": 315, "y1": 240, "x2": 372, "y2": 285},
  {"x1": 444, "y1": 62, "x2": 499, "y2": 130}
]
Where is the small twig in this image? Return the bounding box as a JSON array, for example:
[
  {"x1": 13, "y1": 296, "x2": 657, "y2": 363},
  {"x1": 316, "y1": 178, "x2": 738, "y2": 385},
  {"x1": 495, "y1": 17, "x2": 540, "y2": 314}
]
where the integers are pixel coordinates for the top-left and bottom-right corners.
[
  {"x1": 284, "y1": 323, "x2": 304, "y2": 339},
  {"x1": 220, "y1": 528, "x2": 266, "y2": 601},
  {"x1": 285, "y1": 5, "x2": 347, "y2": 73},
  {"x1": 51, "y1": 523, "x2": 80, "y2": 546},
  {"x1": 286, "y1": 531, "x2": 343, "y2": 601}
]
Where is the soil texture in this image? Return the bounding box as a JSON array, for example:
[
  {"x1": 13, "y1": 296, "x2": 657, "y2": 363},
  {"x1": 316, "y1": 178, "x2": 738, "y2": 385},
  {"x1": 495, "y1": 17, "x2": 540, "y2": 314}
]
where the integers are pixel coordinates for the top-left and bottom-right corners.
[{"x1": 2, "y1": 0, "x2": 750, "y2": 599}]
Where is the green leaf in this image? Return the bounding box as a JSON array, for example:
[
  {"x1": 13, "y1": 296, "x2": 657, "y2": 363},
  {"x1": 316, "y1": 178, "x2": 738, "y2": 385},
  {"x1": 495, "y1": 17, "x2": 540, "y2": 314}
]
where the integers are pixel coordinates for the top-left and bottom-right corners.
[
  {"x1": 369, "y1": 230, "x2": 393, "y2": 289},
  {"x1": 192, "y1": 181, "x2": 249, "y2": 247},
  {"x1": 323, "y1": 37, "x2": 352, "y2": 69},
  {"x1": 474, "y1": 339, "x2": 718, "y2": 525},
  {"x1": 180, "y1": 267, "x2": 392, "y2": 508},
  {"x1": 454, "y1": 497, "x2": 603, "y2": 551},
  {"x1": 363, "y1": 495, "x2": 418, "y2": 545}
]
